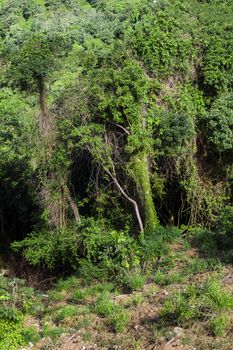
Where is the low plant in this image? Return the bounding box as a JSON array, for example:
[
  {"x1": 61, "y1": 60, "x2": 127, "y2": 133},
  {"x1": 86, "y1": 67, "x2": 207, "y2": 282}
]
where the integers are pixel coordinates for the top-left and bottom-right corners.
[
  {"x1": 93, "y1": 293, "x2": 130, "y2": 332},
  {"x1": 140, "y1": 226, "x2": 181, "y2": 268},
  {"x1": 107, "y1": 309, "x2": 129, "y2": 333},
  {"x1": 122, "y1": 272, "x2": 146, "y2": 292},
  {"x1": 55, "y1": 305, "x2": 77, "y2": 322},
  {"x1": 22, "y1": 326, "x2": 41, "y2": 344},
  {"x1": 210, "y1": 314, "x2": 230, "y2": 336},
  {"x1": 160, "y1": 278, "x2": 233, "y2": 330}
]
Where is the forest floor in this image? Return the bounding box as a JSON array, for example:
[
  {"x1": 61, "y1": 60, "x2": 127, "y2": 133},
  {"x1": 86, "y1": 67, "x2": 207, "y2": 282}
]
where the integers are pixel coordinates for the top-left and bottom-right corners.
[{"x1": 1, "y1": 238, "x2": 233, "y2": 350}]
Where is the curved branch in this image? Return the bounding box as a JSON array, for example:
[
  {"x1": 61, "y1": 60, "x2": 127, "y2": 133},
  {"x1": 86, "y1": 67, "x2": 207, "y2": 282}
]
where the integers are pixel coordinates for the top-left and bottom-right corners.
[
  {"x1": 104, "y1": 167, "x2": 144, "y2": 233},
  {"x1": 109, "y1": 121, "x2": 130, "y2": 136}
]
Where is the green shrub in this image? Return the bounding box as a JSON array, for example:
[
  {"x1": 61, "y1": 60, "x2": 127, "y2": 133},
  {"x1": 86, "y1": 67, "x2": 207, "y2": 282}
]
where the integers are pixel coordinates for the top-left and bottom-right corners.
[
  {"x1": 161, "y1": 291, "x2": 199, "y2": 325},
  {"x1": 141, "y1": 226, "x2": 180, "y2": 266},
  {"x1": 79, "y1": 219, "x2": 141, "y2": 276},
  {"x1": 107, "y1": 309, "x2": 129, "y2": 333},
  {"x1": 0, "y1": 319, "x2": 25, "y2": 350},
  {"x1": 93, "y1": 293, "x2": 130, "y2": 332},
  {"x1": 55, "y1": 305, "x2": 77, "y2": 321},
  {"x1": 12, "y1": 227, "x2": 80, "y2": 270},
  {"x1": 12, "y1": 219, "x2": 141, "y2": 276},
  {"x1": 78, "y1": 259, "x2": 106, "y2": 282},
  {"x1": 215, "y1": 206, "x2": 233, "y2": 250},
  {"x1": 210, "y1": 314, "x2": 230, "y2": 337},
  {"x1": 22, "y1": 326, "x2": 40, "y2": 344},
  {"x1": 122, "y1": 272, "x2": 146, "y2": 292}
]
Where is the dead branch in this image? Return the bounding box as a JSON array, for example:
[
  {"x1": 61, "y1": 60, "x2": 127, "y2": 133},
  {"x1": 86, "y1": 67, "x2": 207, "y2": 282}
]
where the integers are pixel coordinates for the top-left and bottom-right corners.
[
  {"x1": 104, "y1": 167, "x2": 144, "y2": 233},
  {"x1": 64, "y1": 186, "x2": 81, "y2": 224}
]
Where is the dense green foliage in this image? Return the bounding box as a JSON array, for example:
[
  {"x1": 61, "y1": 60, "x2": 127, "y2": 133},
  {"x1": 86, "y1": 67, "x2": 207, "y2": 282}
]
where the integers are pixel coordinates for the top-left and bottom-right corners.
[{"x1": 0, "y1": 0, "x2": 233, "y2": 278}]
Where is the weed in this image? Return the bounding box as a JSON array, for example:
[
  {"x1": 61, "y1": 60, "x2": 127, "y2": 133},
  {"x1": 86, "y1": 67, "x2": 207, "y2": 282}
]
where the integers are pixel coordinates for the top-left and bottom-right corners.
[
  {"x1": 22, "y1": 326, "x2": 40, "y2": 343},
  {"x1": 75, "y1": 316, "x2": 92, "y2": 330},
  {"x1": 43, "y1": 325, "x2": 67, "y2": 340},
  {"x1": 82, "y1": 331, "x2": 92, "y2": 341},
  {"x1": 160, "y1": 278, "x2": 233, "y2": 328},
  {"x1": 191, "y1": 229, "x2": 218, "y2": 257},
  {"x1": 93, "y1": 293, "x2": 130, "y2": 332},
  {"x1": 55, "y1": 305, "x2": 77, "y2": 321},
  {"x1": 122, "y1": 273, "x2": 146, "y2": 292},
  {"x1": 202, "y1": 279, "x2": 233, "y2": 311},
  {"x1": 48, "y1": 290, "x2": 64, "y2": 302},
  {"x1": 153, "y1": 271, "x2": 184, "y2": 286},
  {"x1": 55, "y1": 276, "x2": 78, "y2": 292},
  {"x1": 70, "y1": 289, "x2": 89, "y2": 303},
  {"x1": 107, "y1": 310, "x2": 130, "y2": 333},
  {"x1": 126, "y1": 294, "x2": 144, "y2": 307},
  {"x1": 184, "y1": 257, "x2": 222, "y2": 275},
  {"x1": 210, "y1": 314, "x2": 230, "y2": 336}
]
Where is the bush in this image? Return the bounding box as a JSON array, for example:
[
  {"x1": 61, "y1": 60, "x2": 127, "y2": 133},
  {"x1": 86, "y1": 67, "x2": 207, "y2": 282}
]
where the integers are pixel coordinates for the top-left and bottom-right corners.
[
  {"x1": 0, "y1": 307, "x2": 26, "y2": 350},
  {"x1": 93, "y1": 293, "x2": 130, "y2": 332},
  {"x1": 12, "y1": 218, "x2": 141, "y2": 276},
  {"x1": 79, "y1": 219, "x2": 141, "y2": 276},
  {"x1": 121, "y1": 272, "x2": 146, "y2": 292},
  {"x1": 11, "y1": 227, "x2": 80, "y2": 270},
  {"x1": 215, "y1": 206, "x2": 233, "y2": 249},
  {"x1": 210, "y1": 314, "x2": 230, "y2": 337},
  {"x1": 140, "y1": 226, "x2": 180, "y2": 266}
]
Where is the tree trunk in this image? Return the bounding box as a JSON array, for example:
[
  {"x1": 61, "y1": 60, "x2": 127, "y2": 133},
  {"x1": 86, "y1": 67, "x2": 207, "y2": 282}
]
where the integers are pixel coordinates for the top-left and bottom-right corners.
[
  {"x1": 130, "y1": 152, "x2": 159, "y2": 232},
  {"x1": 37, "y1": 76, "x2": 80, "y2": 229}
]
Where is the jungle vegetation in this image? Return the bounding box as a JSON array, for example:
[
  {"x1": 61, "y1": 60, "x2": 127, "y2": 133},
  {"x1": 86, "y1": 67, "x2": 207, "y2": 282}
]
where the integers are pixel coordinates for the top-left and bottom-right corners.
[{"x1": 0, "y1": 0, "x2": 233, "y2": 284}]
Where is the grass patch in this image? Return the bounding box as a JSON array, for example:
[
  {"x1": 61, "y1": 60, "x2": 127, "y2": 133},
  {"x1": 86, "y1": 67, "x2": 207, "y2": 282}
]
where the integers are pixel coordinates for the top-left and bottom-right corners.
[
  {"x1": 160, "y1": 278, "x2": 233, "y2": 333},
  {"x1": 210, "y1": 314, "x2": 231, "y2": 336},
  {"x1": 93, "y1": 293, "x2": 130, "y2": 332},
  {"x1": 55, "y1": 305, "x2": 77, "y2": 322}
]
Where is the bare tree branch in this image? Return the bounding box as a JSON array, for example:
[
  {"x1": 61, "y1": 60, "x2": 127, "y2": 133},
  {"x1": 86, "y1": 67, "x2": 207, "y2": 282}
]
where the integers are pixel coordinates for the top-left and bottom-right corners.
[
  {"x1": 109, "y1": 121, "x2": 130, "y2": 136},
  {"x1": 64, "y1": 186, "x2": 81, "y2": 224},
  {"x1": 104, "y1": 167, "x2": 144, "y2": 233}
]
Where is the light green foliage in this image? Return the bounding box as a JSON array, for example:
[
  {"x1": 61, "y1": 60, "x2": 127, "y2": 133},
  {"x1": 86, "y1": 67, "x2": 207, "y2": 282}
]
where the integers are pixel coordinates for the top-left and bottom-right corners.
[
  {"x1": 78, "y1": 219, "x2": 141, "y2": 274},
  {"x1": 22, "y1": 326, "x2": 41, "y2": 344},
  {"x1": 12, "y1": 227, "x2": 80, "y2": 269},
  {"x1": 93, "y1": 293, "x2": 130, "y2": 332},
  {"x1": 129, "y1": 0, "x2": 196, "y2": 78},
  {"x1": 0, "y1": 319, "x2": 25, "y2": 350},
  {"x1": 122, "y1": 272, "x2": 146, "y2": 291},
  {"x1": 210, "y1": 314, "x2": 230, "y2": 337},
  {"x1": 55, "y1": 305, "x2": 77, "y2": 322},
  {"x1": 198, "y1": 0, "x2": 233, "y2": 90}
]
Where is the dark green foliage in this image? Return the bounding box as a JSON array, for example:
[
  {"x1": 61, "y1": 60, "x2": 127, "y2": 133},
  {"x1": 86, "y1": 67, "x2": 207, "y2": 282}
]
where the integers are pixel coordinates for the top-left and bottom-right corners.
[
  {"x1": 12, "y1": 227, "x2": 80, "y2": 270},
  {"x1": 0, "y1": 0, "x2": 233, "y2": 278},
  {"x1": 207, "y1": 93, "x2": 233, "y2": 151},
  {"x1": 141, "y1": 226, "x2": 181, "y2": 265}
]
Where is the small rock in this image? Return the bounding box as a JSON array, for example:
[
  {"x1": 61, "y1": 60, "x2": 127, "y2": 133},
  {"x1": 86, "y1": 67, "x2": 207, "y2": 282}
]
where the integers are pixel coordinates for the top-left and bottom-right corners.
[{"x1": 174, "y1": 327, "x2": 183, "y2": 336}]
